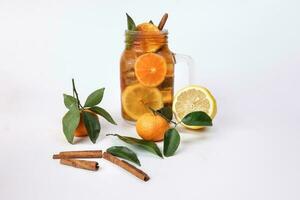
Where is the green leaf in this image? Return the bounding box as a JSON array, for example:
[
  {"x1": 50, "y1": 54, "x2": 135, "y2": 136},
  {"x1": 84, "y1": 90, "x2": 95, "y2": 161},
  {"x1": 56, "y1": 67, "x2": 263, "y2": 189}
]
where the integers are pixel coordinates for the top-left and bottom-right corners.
[
  {"x1": 63, "y1": 94, "x2": 77, "y2": 109},
  {"x1": 89, "y1": 106, "x2": 117, "y2": 125},
  {"x1": 108, "y1": 134, "x2": 163, "y2": 158},
  {"x1": 107, "y1": 146, "x2": 141, "y2": 166},
  {"x1": 126, "y1": 33, "x2": 135, "y2": 50},
  {"x1": 157, "y1": 106, "x2": 173, "y2": 121},
  {"x1": 84, "y1": 88, "x2": 105, "y2": 107},
  {"x1": 82, "y1": 111, "x2": 101, "y2": 143},
  {"x1": 62, "y1": 105, "x2": 80, "y2": 144},
  {"x1": 125, "y1": 13, "x2": 136, "y2": 49},
  {"x1": 181, "y1": 111, "x2": 212, "y2": 126},
  {"x1": 163, "y1": 128, "x2": 180, "y2": 157},
  {"x1": 126, "y1": 13, "x2": 136, "y2": 30}
]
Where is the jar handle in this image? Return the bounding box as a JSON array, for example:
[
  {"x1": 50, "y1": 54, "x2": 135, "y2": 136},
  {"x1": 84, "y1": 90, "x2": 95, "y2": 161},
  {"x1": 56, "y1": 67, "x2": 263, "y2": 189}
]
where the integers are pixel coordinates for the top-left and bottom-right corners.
[{"x1": 172, "y1": 53, "x2": 195, "y2": 84}]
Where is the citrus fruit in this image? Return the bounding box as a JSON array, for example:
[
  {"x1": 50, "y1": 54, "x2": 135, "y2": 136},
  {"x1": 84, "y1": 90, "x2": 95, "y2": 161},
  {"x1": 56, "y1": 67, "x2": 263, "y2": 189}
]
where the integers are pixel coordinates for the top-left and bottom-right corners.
[
  {"x1": 161, "y1": 90, "x2": 173, "y2": 104},
  {"x1": 172, "y1": 85, "x2": 217, "y2": 129},
  {"x1": 74, "y1": 110, "x2": 98, "y2": 137},
  {"x1": 136, "y1": 23, "x2": 164, "y2": 52},
  {"x1": 134, "y1": 53, "x2": 167, "y2": 87},
  {"x1": 122, "y1": 84, "x2": 163, "y2": 120},
  {"x1": 137, "y1": 23, "x2": 160, "y2": 32},
  {"x1": 136, "y1": 113, "x2": 170, "y2": 141}
]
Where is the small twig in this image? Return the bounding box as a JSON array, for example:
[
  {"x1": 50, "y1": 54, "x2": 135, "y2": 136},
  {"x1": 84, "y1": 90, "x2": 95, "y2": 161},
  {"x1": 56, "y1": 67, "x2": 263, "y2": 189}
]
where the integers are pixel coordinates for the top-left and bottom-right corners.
[
  {"x1": 72, "y1": 78, "x2": 84, "y2": 109},
  {"x1": 106, "y1": 134, "x2": 117, "y2": 137},
  {"x1": 72, "y1": 88, "x2": 75, "y2": 99}
]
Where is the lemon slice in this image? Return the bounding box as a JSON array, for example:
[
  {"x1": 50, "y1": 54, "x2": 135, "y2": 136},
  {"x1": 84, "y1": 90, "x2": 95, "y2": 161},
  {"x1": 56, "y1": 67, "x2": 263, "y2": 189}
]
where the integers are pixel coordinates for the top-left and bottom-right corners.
[
  {"x1": 122, "y1": 84, "x2": 163, "y2": 120},
  {"x1": 172, "y1": 85, "x2": 217, "y2": 129}
]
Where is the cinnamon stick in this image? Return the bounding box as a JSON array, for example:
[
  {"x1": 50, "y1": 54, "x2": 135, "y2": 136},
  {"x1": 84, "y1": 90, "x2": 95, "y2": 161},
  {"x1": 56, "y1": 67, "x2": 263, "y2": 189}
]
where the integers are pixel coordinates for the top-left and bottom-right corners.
[
  {"x1": 53, "y1": 150, "x2": 102, "y2": 159},
  {"x1": 103, "y1": 152, "x2": 150, "y2": 182},
  {"x1": 60, "y1": 159, "x2": 99, "y2": 171},
  {"x1": 158, "y1": 13, "x2": 168, "y2": 30}
]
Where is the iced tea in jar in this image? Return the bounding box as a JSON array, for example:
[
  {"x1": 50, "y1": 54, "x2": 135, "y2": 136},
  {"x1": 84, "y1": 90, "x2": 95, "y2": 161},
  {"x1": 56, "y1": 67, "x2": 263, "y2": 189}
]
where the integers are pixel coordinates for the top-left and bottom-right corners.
[{"x1": 120, "y1": 15, "x2": 194, "y2": 122}]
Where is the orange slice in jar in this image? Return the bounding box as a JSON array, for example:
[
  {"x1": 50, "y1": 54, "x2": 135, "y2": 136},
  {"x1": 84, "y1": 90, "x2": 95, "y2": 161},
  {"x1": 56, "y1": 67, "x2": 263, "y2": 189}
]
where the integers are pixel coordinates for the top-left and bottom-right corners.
[
  {"x1": 122, "y1": 84, "x2": 163, "y2": 120},
  {"x1": 136, "y1": 23, "x2": 164, "y2": 52},
  {"x1": 134, "y1": 53, "x2": 167, "y2": 87},
  {"x1": 161, "y1": 90, "x2": 173, "y2": 104},
  {"x1": 137, "y1": 23, "x2": 160, "y2": 32}
]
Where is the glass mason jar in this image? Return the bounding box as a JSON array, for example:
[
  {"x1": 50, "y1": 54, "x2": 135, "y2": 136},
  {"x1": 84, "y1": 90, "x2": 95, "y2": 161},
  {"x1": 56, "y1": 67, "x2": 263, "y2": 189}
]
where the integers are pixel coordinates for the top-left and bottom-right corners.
[{"x1": 120, "y1": 30, "x2": 193, "y2": 122}]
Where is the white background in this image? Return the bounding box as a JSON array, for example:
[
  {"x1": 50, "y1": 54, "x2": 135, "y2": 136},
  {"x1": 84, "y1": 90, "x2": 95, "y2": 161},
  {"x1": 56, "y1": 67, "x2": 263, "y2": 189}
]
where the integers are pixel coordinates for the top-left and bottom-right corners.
[{"x1": 1, "y1": 0, "x2": 300, "y2": 199}]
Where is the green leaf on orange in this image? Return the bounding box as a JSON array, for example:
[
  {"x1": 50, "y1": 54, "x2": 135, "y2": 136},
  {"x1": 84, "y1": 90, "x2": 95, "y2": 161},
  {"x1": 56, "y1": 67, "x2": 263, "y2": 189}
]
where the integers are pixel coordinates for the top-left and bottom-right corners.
[
  {"x1": 84, "y1": 88, "x2": 105, "y2": 107},
  {"x1": 157, "y1": 106, "x2": 173, "y2": 121},
  {"x1": 89, "y1": 106, "x2": 117, "y2": 125},
  {"x1": 63, "y1": 94, "x2": 77, "y2": 109},
  {"x1": 62, "y1": 105, "x2": 80, "y2": 144},
  {"x1": 83, "y1": 111, "x2": 101, "y2": 144}
]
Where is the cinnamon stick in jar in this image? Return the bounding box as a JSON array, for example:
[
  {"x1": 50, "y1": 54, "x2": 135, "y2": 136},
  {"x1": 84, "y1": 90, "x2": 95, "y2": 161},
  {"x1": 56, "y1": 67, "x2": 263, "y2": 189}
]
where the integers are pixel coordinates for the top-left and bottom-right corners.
[
  {"x1": 53, "y1": 150, "x2": 102, "y2": 159},
  {"x1": 158, "y1": 13, "x2": 168, "y2": 30},
  {"x1": 103, "y1": 152, "x2": 150, "y2": 182},
  {"x1": 60, "y1": 159, "x2": 99, "y2": 171}
]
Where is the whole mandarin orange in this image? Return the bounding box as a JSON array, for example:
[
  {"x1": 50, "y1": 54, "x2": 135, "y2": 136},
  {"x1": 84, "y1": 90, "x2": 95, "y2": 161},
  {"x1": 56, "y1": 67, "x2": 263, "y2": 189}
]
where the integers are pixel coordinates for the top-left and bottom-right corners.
[
  {"x1": 136, "y1": 113, "x2": 170, "y2": 141},
  {"x1": 74, "y1": 110, "x2": 98, "y2": 137}
]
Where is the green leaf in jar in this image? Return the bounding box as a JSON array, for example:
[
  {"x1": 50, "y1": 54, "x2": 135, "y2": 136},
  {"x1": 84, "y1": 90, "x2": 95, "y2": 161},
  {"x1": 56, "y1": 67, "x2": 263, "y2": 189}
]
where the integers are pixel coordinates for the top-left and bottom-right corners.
[
  {"x1": 107, "y1": 146, "x2": 141, "y2": 166},
  {"x1": 107, "y1": 134, "x2": 163, "y2": 158},
  {"x1": 125, "y1": 13, "x2": 137, "y2": 49},
  {"x1": 181, "y1": 111, "x2": 212, "y2": 126},
  {"x1": 163, "y1": 128, "x2": 180, "y2": 157},
  {"x1": 83, "y1": 111, "x2": 101, "y2": 144},
  {"x1": 126, "y1": 13, "x2": 136, "y2": 30}
]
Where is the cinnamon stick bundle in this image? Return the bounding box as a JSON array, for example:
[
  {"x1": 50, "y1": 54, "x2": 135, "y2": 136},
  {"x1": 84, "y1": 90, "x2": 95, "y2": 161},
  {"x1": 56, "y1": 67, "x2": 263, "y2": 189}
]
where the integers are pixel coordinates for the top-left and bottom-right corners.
[
  {"x1": 53, "y1": 150, "x2": 102, "y2": 159},
  {"x1": 60, "y1": 159, "x2": 99, "y2": 171},
  {"x1": 103, "y1": 152, "x2": 150, "y2": 182}
]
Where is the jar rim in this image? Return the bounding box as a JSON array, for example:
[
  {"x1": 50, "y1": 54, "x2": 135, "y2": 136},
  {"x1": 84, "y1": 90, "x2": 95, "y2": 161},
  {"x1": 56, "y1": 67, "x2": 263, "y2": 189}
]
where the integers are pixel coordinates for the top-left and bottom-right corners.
[{"x1": 125, "y1": 29, "x2": 168, "y2": 35}]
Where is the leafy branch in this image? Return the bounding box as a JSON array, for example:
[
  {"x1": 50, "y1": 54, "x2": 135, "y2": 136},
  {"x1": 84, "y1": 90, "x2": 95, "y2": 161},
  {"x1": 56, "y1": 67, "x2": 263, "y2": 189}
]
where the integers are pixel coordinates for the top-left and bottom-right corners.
[
  {"x1": 62, "y1": 79, "x2": 117, "y2": 144},
  {"x1": 108, "y1": 107, "x2": 213, "y2": 158}
]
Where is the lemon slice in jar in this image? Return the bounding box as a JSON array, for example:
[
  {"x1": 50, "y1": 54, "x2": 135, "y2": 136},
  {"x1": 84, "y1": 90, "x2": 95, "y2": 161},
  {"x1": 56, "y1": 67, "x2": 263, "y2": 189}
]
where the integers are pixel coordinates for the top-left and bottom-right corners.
[{"x1": 122, "y1": 84, "x2": 163, "y2": 120}]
